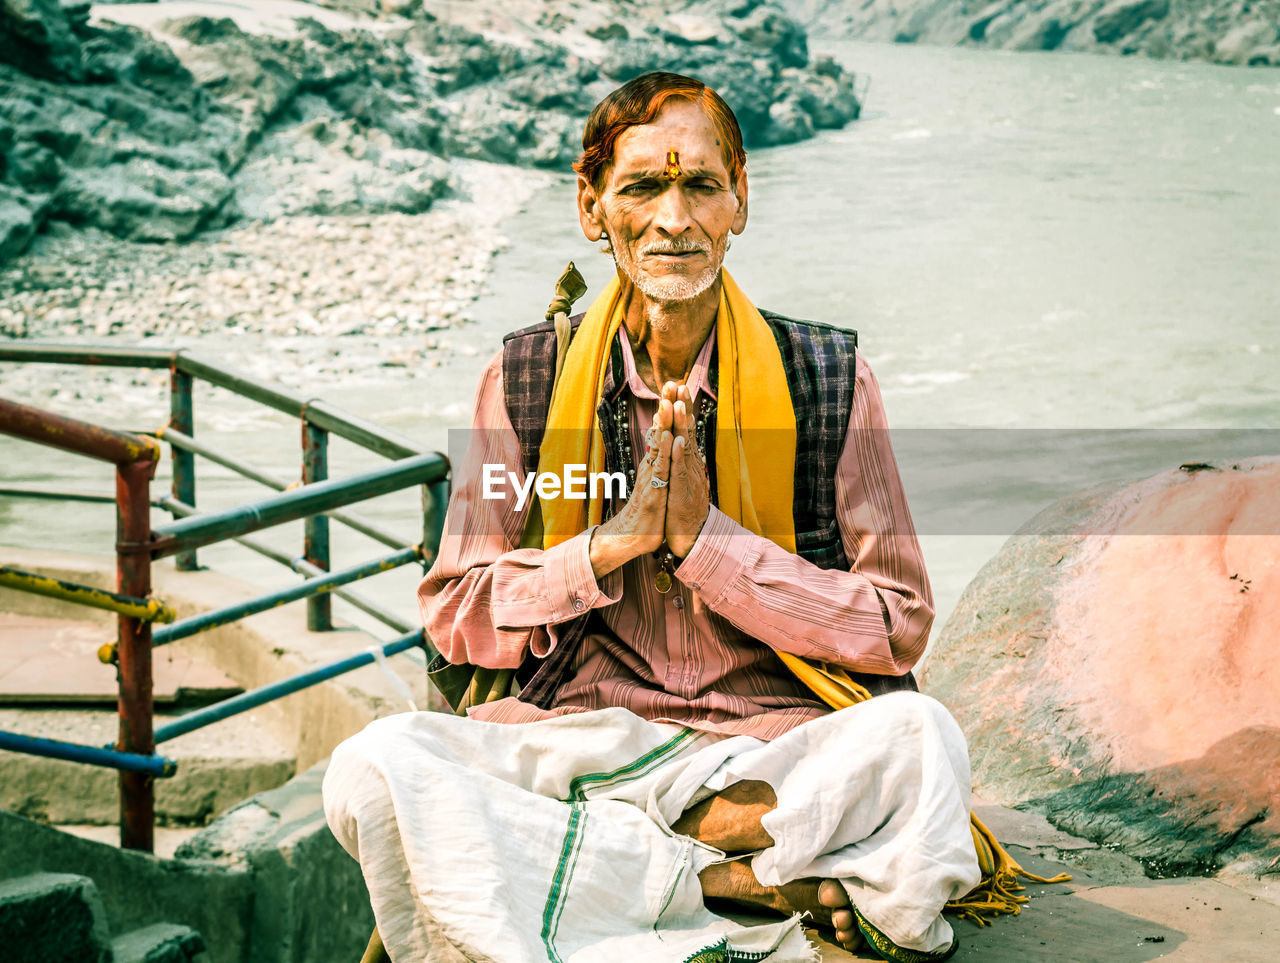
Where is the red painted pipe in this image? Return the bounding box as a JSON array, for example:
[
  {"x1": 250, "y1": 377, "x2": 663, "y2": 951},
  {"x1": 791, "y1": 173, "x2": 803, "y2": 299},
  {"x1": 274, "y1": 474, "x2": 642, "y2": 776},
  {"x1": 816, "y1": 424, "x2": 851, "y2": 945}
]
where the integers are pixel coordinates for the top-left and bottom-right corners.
[
  {"x1": 0, "y1": 396, "x2": 161, "y2": 850},
  {"x1": 116, "y1": 459, "x2": 155, "y2": 853},
  {"x1": 0, "y1": 396, "x2": 160, "y2": 465}
]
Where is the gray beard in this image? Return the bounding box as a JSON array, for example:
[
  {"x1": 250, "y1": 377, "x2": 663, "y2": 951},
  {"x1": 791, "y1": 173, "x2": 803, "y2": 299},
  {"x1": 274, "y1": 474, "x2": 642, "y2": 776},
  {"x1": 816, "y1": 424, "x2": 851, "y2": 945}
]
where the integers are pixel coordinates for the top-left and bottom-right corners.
[{"x1": 612, "y1": 237, "x2": 727, "y2": 311}]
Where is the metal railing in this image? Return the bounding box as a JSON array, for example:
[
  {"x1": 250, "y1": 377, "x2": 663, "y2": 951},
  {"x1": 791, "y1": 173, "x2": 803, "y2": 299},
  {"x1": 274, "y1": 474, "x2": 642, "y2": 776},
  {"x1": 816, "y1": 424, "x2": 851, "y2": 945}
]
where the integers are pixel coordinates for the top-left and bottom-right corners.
[{"x1": 0, "y1": 344, "x2": 451, "y2": 852}]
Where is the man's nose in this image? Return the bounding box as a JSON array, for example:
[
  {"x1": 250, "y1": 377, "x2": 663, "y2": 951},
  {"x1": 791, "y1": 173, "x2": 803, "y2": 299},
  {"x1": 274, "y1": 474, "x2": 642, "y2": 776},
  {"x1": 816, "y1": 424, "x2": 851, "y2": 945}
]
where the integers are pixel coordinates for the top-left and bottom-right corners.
[{"x1": 653, "y1": 184, "x2": 694, "y2": 236}]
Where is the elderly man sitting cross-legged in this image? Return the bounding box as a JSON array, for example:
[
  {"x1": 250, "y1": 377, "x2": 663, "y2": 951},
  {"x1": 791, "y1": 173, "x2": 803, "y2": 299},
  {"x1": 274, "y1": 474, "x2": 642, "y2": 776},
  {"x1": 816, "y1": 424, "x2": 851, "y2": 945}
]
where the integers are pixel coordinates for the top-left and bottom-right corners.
[{"x1": 323, "y1": 71, "x2": 980, "y2": 963}]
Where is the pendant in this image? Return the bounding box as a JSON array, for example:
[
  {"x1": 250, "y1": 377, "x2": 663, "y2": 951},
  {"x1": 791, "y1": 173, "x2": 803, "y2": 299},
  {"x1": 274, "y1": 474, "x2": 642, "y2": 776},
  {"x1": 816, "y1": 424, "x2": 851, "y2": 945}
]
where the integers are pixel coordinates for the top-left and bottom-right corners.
[{"x1": 654, "y1": 569, "x2": 673, "y2": 594}]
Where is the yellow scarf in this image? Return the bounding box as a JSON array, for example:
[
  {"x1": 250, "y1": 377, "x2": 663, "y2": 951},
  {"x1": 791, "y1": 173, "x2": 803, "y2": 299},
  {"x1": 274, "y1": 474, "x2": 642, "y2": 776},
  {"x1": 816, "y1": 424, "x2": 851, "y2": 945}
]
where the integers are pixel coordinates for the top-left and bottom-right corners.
[{"x1": 537, "y1": 268, "x2": 797, "y2": 552}]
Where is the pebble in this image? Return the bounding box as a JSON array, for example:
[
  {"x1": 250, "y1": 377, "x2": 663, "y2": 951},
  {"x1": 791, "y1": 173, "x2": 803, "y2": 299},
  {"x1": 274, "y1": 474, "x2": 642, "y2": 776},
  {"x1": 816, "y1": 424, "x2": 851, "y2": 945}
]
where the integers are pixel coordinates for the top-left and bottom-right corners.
[{"x1": 0, "y1": 163, "x2": 550, "y2": 414}]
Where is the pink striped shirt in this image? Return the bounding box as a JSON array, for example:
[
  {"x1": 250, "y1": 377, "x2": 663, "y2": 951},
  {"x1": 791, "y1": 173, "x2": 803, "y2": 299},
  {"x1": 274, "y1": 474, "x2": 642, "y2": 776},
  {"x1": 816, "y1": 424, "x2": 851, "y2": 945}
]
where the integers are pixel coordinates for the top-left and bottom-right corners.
[{"x1": 417, "y1": 326, "x2": 933, "y2": 741}]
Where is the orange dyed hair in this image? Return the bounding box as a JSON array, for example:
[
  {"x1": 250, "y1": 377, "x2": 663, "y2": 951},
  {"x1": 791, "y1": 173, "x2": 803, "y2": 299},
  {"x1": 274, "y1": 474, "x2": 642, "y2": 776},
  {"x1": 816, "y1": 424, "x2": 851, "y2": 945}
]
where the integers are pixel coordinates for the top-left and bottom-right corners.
[{"x1": 574, "y1": 72, "x2": 747, "y2": 191}]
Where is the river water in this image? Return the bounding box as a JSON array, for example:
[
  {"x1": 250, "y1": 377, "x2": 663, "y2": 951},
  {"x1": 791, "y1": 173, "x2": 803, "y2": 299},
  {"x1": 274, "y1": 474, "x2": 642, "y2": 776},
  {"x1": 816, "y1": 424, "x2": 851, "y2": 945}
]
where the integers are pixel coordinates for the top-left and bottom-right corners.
[{"x1": 3, "y1": 40, "x2": 1278, "y2": 654}]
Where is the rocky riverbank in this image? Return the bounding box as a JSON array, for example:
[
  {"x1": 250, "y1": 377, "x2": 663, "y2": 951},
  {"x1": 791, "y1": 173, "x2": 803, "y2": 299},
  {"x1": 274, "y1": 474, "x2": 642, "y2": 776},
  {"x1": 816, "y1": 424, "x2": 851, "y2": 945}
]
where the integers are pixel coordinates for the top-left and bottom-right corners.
[
  {"x1": 792, "y1": 0, "x2": 1280, "y2": 66},
  {"x1": 0, "y1": 158, "x2": 546, "y2": 401},
  {"x1": 0, "y1": 0, "x2": 863, "y2": 264},
  {"x1": 0, "y1": 0, "x2": 865, "y2": 401}
]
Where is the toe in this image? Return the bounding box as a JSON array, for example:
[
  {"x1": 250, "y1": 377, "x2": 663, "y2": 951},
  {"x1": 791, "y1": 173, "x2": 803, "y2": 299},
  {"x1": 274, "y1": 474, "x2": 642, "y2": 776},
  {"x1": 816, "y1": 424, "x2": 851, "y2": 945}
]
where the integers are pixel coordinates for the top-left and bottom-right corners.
[
  {"x1": 831, "y1": 908, "x2": 854, "y2": 932},
  {"x1": 817, "y1": 879, "x2": 847, "y2": 908},
  {"x1": 837, "y1": 927, "x2": 867, "y2": 952},
  {"x1": 836, "y1": 928, "x2": 865, "y2": 949}
]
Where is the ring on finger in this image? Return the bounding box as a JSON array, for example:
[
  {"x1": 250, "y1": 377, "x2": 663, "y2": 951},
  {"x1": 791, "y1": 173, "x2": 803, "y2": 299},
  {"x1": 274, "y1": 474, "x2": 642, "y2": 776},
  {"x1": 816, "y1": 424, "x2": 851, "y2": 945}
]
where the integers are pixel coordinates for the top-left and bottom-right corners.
[{"x1": 649, "y1": 477, "x2": 669, "y2": 489}]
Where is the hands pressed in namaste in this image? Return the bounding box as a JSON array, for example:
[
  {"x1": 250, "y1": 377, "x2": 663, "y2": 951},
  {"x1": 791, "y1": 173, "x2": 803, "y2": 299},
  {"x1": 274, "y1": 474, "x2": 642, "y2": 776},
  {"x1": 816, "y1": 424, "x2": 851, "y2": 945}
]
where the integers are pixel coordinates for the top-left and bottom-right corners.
[
  {"x1": 663, "y1": 381, "x2": 710, "y2": 558},
  {"x1": 587, "y1": 382, "x2": 710, "y2": 580}
]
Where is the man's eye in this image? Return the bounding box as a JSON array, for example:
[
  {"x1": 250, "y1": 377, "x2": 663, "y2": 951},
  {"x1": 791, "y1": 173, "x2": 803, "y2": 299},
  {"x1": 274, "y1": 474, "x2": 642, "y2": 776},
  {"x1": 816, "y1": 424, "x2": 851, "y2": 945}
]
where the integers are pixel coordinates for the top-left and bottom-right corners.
[{"x1": 620, "y1": 183, "x2": 656, "y2": 195}]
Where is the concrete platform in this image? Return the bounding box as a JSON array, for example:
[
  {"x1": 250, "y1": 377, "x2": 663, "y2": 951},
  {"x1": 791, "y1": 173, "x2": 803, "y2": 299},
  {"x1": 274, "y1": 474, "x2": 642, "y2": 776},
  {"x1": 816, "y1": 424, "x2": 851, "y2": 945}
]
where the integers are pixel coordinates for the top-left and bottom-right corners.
[
  {"x1": 56, "y1": 824, "x2": 202, "y2": 861},
  {"x1": 0, "y1": 705, "x2": 295, "y2": 825},
  {"x1": 806, "y1": 802, "x2": 1280, "y2": 961},
  {"x1": 0, "y1": 613, "x2": 241, "y2": 705},
  {"x1": 0, "y1": 543, "x2": 425, "y2": 962}
]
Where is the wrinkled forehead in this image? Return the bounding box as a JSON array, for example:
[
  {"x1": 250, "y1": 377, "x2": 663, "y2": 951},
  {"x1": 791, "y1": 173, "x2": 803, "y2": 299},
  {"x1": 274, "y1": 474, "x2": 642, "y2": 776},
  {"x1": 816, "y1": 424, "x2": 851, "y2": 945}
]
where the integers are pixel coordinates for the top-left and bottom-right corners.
[{"x1": 608, "y1": 101, "x2": 732, "y2": 181}]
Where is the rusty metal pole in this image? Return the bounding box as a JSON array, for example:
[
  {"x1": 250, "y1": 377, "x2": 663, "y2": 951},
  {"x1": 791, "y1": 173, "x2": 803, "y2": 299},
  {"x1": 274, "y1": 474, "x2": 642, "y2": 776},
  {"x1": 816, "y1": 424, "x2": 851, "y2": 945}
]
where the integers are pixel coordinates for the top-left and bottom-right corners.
[
  {"x1": 169, "y1": 366, "x2": 197, "y2": 571},
  {"x1": 302, "y1": 418, "x2": 331, "y2": 631},
  {"x1": 116, "y1": 458, "x2": 156, "y2": 852}
]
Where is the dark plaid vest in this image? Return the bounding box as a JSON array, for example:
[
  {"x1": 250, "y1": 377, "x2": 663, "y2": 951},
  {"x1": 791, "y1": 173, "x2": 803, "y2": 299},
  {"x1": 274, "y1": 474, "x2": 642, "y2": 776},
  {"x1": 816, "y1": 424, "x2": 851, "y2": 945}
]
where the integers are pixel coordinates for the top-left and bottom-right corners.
[{"x1": 501, "y1": 310, "x2": 918, "y2": 707}]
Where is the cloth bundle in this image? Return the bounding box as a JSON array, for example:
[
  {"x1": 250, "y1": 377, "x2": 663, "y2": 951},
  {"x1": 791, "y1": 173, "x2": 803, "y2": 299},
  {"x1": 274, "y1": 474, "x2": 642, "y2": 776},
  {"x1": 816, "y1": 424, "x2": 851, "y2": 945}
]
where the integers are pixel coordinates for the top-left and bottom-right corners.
[{"x1": 325, "y1": 696, "x2": 980, "y2": 962}]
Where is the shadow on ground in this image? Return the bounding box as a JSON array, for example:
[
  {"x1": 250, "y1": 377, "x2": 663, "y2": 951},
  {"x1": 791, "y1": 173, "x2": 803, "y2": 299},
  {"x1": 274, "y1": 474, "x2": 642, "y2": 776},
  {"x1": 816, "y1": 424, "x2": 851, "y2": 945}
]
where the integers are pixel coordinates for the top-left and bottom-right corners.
[{"x1": 813, "y1": 821, "x2": 1280, "y2": 961}]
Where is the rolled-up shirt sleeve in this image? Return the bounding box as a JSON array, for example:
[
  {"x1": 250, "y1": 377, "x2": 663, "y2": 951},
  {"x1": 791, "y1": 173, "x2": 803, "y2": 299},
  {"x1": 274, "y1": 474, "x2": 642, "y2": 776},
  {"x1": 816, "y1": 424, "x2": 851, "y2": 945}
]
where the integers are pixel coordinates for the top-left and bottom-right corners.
[
  {"x1": 417, "y1": 352, "x2": 622, "y2": 669},
  {"x1": 674, "y1": 350, "x2": 933, "y2": 675}
]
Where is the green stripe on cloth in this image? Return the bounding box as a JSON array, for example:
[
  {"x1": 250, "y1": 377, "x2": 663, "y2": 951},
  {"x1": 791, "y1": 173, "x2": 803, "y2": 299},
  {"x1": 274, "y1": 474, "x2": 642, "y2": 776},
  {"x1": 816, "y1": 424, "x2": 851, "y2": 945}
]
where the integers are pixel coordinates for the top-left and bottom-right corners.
[
  {"x1": 566, "y1": 729, "x2": 700, "y2": 801},
  {"x1": 681, "y1": 935, "x2": 798, "y2": 962},
  {"x1": 542, "y1": 802, "x2": 588, "y2": 962},
  {"x1": 540, "y1": 729, "x2": 702, "y2": 961}
]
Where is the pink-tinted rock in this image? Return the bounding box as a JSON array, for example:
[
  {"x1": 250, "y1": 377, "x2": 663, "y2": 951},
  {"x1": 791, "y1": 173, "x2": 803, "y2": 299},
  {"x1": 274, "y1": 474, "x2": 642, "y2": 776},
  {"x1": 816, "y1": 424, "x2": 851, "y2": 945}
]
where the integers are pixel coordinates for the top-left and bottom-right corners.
[{"x1": 921, "y1": 457, "x2": 1280, "y2": 877}]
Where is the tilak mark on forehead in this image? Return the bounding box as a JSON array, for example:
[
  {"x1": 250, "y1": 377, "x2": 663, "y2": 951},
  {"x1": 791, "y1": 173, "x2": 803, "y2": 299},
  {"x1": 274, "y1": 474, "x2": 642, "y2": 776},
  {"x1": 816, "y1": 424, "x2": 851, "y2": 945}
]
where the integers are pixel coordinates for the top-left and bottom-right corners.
[{"x1": 662, "y1": 149, "x2": 681, "y2": 182}]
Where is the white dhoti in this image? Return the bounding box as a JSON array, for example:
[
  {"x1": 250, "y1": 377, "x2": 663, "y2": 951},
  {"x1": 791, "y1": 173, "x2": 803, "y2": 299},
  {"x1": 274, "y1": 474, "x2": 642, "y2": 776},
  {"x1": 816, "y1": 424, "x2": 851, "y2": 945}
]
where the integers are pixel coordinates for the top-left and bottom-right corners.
[{"x1": 323, "y1": 691, "x2": 979, "y2": 963}]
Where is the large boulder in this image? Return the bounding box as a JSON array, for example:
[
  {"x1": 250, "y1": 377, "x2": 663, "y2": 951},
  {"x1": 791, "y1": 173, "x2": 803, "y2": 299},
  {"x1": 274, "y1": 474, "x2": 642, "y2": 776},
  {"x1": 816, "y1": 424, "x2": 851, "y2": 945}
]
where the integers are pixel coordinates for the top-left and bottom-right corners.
[
  {"x1": 727, "y1": 0, "x2": 809, "y2": 66},
  {"x1": 0, "y1": 0, "x2": 85, "y2": 80},
  {"x1": 922, "y1": 457, "x2": 1280, "y2": 878},
  {"x1": 55, "y1": 158, "x2": 235, "y2": 242},
  {"x1": 0, "y1": 183, "x2": 46, "y2": 261},
  {"x1": 0, "y1": 19, "x2": 241, "y2": 247},
  {"x1": 1091, "y1": 0, "x2": 1170, "y2": 45},
  {"x1": 1213, "y1": 20, "x2": 1280, "y2": 65},
  {"x1": 233, "y1": 105, "x2": 450, "y2": 220}
]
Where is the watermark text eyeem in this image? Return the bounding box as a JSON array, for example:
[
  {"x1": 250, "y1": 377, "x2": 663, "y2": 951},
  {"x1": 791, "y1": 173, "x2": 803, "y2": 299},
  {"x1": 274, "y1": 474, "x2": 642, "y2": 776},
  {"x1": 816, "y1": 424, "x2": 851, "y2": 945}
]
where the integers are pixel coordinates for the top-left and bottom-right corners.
[{"x1": 482, "y1": 464, "x2": 628, "y2": 511}]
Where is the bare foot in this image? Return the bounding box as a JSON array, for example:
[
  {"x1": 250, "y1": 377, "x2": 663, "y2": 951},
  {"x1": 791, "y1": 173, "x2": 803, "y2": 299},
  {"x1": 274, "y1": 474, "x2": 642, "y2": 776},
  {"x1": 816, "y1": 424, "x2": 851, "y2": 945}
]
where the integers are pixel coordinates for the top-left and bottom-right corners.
[
  {"x1": 818, "y1": 878, "x2": 867, "y2": 953},
  {"x1": 698, "y1": 860, "x2": 867, "y2": 953},
  {"x1": 676, "y1": 783, "x2": 866, "y2": 953}
]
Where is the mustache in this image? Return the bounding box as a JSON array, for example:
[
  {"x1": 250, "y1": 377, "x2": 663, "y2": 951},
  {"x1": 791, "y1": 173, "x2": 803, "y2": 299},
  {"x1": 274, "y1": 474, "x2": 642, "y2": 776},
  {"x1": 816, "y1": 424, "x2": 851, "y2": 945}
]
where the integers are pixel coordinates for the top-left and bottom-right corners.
[{"x1": 641, "y1": 238, "x2": 709, "y2": 256}]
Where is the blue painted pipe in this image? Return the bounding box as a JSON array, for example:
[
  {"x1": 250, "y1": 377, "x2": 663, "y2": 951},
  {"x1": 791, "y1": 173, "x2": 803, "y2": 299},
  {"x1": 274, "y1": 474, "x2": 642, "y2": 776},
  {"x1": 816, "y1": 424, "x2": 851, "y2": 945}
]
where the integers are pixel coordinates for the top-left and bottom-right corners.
[
  {"x1": 151, "y1": 546, "x2": 422, "y2": 647},
  {"x1": 0, "y1": 730, "x2": 177, "y2": 777},
  {"x1": 156, "y1": 495, "x2": 415, "y2": 635},
  {"x1": 303, "y1": 420, "x2": 331, "y2": 631},
  {"x1": 149, "y1": 453, "x2": 448, "y2": 559},
  {"x1": 153, "y1": 631, "x2": 426, "y2": 745}
]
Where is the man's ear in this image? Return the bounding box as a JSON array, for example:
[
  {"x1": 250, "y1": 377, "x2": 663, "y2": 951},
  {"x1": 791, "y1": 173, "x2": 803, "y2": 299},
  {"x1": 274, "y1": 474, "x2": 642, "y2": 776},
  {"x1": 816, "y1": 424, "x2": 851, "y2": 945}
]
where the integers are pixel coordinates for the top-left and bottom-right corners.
[
  {"x1": 731, "y1": 170, "x2": 749, "y2": 235},
  {"x1": 577, "y1": 175, "x2": 605, "y2": 243}
]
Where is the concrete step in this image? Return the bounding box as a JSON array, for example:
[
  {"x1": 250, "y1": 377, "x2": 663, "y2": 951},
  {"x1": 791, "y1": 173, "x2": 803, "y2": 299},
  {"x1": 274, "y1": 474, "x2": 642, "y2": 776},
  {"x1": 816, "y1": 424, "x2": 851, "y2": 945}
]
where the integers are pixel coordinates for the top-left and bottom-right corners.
[
  {"x1": 111, "y1": 922, "x2": 208, "y2": 963},
  {"x1": 56, "y1": 823, "x2": 205, "y2": 861},
  {"x1": 0, "y1": 706, "x2": 295, "y2": 825},
  {"x1": 0, "y1": 871, "x2": 111, "y2": 963}
]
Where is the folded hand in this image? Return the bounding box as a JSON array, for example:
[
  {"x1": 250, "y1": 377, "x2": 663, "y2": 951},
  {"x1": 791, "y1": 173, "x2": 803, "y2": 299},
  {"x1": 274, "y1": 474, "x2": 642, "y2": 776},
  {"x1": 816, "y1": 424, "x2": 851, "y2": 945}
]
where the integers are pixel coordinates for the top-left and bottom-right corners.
[
  {"x1": 588, "y1": 399, "x2": 673, "y2": 579},
  {"x1": 662, "y1": 382, "x2": 710, "y2": 558}
]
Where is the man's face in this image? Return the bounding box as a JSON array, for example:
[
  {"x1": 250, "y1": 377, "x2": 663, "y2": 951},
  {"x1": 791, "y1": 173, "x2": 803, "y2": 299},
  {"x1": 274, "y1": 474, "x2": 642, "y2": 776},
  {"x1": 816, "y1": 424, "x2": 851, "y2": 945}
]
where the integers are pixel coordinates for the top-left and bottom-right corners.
[{"x1": 578, "y1": 98, "x2": 749, "y2": 305}]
